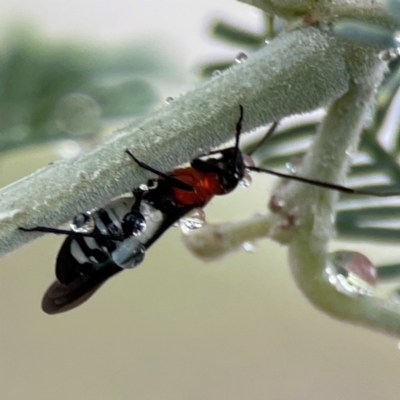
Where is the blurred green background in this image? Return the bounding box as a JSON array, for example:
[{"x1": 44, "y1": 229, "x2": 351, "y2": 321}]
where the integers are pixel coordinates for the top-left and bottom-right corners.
[{"x1": 1, "y1": 1, "x2": 400, "y2": 399}]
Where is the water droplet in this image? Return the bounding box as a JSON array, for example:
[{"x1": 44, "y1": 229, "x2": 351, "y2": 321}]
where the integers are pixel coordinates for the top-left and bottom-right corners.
[
  {"x1": 211, "y1": 70, "x2": 222, "y2": 77},
  {"x1": 243, "y1": 155, "x2": 255, "y2": 168},
  {"x1": 123, "y1": 210, "x2": 147, "y2": 236},
  {"x1": 379, "y1": 48, "x2": 400, "y2": 62},
  {"x1": 54, "y1": 140, "x2": 82, "y2": 159},
  {"x1": 285, "y1": 162, "x2": 297, "y2": 174},
  {"x1": 54, "y1": 93, "x2": 101, "y2": 135},
  {"x1": 165, "y1": 96, "x2": 174, "y2": 104},
  {"x1": 71, "y1": 212, "x2": 95, "y2": 233},
  {"x1": 242, "y1": 242, "x2": 255, "y2": 252},
  {"x1": 325, "y1": 251, "x2": 377, "y2": 297},
  {"x1": 239, "y1": 171, "x2": 252, "y2": 188},
  {"x1": 138, "y1": 180, "x2": 158, "y2": 192},
  {"x1": 107, "y1": 222, "x2": 121, "y2": 237},
  {"x1": 235, "y1": 52, "x2": 248, "y2": 64},
  {"x1": 147, "y1": 179, "x2": 158, "y2": 190},
  {"x1": 268, "y1": 194, "x2": 285, "y2": 212},
  {"x1": 180, "y1": 208, "x2": 206, "y2": 234},
  {"x1": 113, "y1": 241, "x2": 145, "y2": 269}
]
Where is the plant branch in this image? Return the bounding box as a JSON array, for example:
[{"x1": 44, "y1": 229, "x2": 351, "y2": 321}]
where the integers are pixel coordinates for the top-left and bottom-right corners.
[
  {"x1": 0, "y1": 26, "x2": 350, "y2": 257},
  {"x1": 184, "y1": 35, "x2": 400, "y2": 336},
  {"x1": 285, "y1": 60, "x2": 400, "y2": 337},
  {"x1": 241, "y1": 0, "x2": 399, "y2": 28},
  {"x1": 182, "y1": 213, "x2": 278, "y2": 260}
]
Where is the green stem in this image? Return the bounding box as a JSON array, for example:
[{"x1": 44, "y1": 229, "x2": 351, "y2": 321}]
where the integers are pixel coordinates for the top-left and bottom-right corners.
[
  {"x1": 287, "y1": 60, "x2": 400, "y2": 337},
  {"x1": 183, "y1": 213, "x2": 278, "y2": 260},
  {"x1": 0, "y1": 27, "x2": 349, "y2": 257}
]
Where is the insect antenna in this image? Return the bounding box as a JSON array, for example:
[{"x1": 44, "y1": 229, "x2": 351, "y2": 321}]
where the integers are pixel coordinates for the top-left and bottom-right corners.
[
  {"x1": 242, "y1": 109, "x2": 399, "y2": 197},
  {"x1": 247, "y1": 166, "x2": 400, "y2": 197}
]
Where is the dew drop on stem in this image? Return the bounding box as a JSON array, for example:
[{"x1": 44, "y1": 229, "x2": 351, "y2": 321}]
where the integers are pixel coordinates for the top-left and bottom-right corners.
[
  {"x1": 70, "y1": 212, "x2": 95, "y2": 233},
  {"x1": 239, "y1": 171, "x2": 252, "y2": 188},
  {"x1": 180, "y1": 208, "x2": 206, "y2": 234},
  {"x1": 235, "y1": 52, "x2": 248, "y2": 64},
  {"x1": 325, "y1": 251, "x2": 377, "y2": 297},
  {"x1": 242, "y1": 242, "x2": 255, "y2": 252}
]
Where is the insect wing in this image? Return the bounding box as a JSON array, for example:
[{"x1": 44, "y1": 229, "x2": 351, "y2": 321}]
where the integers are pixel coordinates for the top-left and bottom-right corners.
[
  {"x1": 42, "y1": 263, "x2": 122, "y2": 314},
  {"x1": 43, "y1": 204, "x2": 193, "y2": 314}
]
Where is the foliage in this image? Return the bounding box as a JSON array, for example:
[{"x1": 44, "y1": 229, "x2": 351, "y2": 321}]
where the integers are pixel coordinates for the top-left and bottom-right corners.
[
  {"x1": 0, "y1": 27, "x2": 175, "y2": 152},
  {"x1": 2, "y1": 1, "x2": 400, "y2": 337}
]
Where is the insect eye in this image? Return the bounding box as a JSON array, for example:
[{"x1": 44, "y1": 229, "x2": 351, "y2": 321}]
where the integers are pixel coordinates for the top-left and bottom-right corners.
[
  {"x1": 123, "y1": 211, "x2": 147, "y2": 236},
  {"x1": 70, "y1": 212, "x2": 95, "y2": 233}
]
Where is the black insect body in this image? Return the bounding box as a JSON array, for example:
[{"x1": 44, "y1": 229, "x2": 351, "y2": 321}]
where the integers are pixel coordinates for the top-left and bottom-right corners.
[
  {"x1": 21, "y1": 106, "x2": 390, "y2": 314},
  {"x1": 20, "y1": 106, "x2": 254, "y2": 313},
  {"x1": 34, "y1": 193, "x2": 166, "y2": 313}
]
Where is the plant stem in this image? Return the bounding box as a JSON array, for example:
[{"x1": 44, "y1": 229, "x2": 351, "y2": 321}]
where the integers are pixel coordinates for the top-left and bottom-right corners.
[
  {"x1": 182, "y1": 213, "x2": 278, "y2": 260},
  {"x1": 286, "y1": 60, "x2": 400, "y2": 337},
  {"x1": 185, "y1": 35, "x2": 400, "y2": 337},
  {"x1": 0, "y1": 27, "x2": 349, "y2": 256}
]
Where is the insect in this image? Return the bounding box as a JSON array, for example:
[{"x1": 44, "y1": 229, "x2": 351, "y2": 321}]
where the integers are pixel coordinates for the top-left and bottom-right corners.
[
  {"x1": 20, "y1": 105, "x2": 257, "y2": 313},
  {"x1": 29, "y1": 193, "x2": 166, "y2": 314},
  {"x1": 20, "y1": 106, "x2": 391, "y2": 314}
]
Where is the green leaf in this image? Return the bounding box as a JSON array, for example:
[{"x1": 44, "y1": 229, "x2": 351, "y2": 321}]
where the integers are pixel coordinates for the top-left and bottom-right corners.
[{"x1": 211, "y1": 21, "x2": 264, "y2": 47}]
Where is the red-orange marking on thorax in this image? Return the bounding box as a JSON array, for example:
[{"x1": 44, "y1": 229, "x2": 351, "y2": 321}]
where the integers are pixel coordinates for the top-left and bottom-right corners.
[{"x1": 172, "y1": 167, "x2": 225, "y2": 206}]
